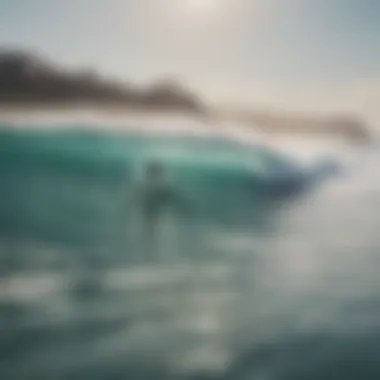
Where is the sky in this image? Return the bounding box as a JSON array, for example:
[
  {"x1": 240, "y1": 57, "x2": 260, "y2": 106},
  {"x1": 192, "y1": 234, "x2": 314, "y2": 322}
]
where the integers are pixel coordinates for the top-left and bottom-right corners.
[{"x1": 0, "y1": 0, "x2": 379, "y2": 115}]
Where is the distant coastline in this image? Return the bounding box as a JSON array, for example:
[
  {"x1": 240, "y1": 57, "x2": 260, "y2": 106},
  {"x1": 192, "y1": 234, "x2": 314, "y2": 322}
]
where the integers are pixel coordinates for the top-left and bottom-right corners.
[
  {"x1": 0, "y1": 49, "x2": 370, "y2": 141},
  {"x1": 217, "y1": 108, "x2": 371, "y2": 142},
  {"x1": 0, "y1": 50, "x2": 206, "y2": 114}
]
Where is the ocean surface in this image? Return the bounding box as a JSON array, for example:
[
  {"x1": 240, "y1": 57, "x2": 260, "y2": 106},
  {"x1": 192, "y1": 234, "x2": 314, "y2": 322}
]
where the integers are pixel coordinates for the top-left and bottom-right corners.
[{"x1": 0, "y1": 118, "x2": 379, "y2": 380}]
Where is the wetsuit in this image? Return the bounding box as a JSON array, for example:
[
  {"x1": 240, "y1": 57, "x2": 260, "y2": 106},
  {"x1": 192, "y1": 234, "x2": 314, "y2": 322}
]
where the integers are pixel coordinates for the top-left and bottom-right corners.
[{"x1": 138, "y1": 176, "x2": 174, "y2": 258}]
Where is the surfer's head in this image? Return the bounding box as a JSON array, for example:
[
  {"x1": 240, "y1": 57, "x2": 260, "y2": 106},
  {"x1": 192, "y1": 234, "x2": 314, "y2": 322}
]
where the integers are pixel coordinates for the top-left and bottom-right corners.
[{"x1": 145, "y1": 160, "x2": 165, "y2": 180}]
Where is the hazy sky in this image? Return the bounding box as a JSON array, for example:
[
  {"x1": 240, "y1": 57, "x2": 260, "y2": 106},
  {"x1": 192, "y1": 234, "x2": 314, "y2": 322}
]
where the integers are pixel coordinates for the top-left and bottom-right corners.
[{"x1": 0, "y1": 0, "x2": 379, "y2": 114}]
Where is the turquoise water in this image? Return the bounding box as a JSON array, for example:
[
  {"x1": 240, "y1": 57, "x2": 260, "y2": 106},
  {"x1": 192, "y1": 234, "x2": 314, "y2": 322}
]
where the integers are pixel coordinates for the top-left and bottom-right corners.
[
  {"x1": 0, "y1": 125, "x2": 379, "y2": 380},
  {"x1": 0, "y1": 127, "x2": 298, "y2": 248}
]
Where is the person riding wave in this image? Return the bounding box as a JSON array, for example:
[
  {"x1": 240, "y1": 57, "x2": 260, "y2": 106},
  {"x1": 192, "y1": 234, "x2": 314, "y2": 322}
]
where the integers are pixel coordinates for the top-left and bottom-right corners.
[{"x1": 130, "y1": 160, "x2": 190, "y2": 259}]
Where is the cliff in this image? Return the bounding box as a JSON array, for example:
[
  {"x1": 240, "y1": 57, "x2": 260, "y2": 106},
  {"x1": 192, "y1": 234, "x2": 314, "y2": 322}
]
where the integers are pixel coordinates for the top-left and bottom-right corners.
[{"x1": 0, "y1": 50, "x2": 206, "y2": 114}]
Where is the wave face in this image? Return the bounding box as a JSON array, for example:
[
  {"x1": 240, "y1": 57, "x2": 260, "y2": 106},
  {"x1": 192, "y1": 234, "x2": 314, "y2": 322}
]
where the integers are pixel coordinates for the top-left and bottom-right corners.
[{"x1": 0, "y1": 126, "x2": 297, "y2": 248}]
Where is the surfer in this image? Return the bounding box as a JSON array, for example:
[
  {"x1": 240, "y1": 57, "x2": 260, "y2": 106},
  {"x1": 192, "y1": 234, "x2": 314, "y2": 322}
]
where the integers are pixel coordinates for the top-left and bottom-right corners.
[{"x1": 133, "y1": 160, "x2": 189, "y2": 259}]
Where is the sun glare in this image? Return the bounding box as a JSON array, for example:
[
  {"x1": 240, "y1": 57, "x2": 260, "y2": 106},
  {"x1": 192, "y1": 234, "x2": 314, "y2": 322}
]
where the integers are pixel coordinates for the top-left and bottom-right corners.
[
  {"x1": 181, "y1": 0, "x2": 221, "y2": 15},
  {"x1": 163, "y1": 0, "x2": 227, "y2": 29}
]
